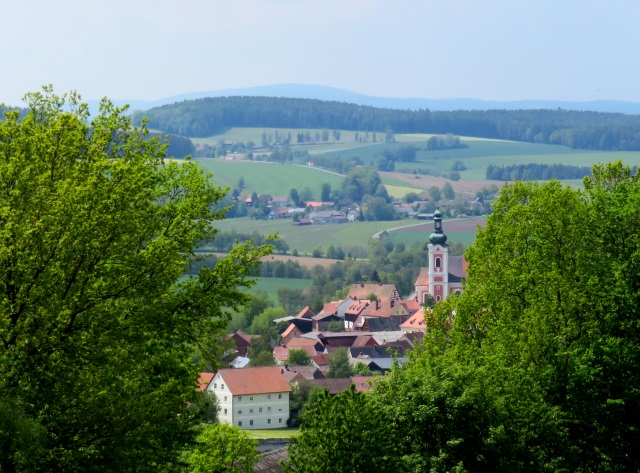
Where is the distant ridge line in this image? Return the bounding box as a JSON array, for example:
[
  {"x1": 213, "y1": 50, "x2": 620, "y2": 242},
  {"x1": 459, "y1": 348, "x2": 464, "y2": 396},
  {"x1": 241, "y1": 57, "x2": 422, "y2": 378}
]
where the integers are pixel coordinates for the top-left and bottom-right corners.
[{"x1": 88, "y1": 84, "x2": 640, "y2": 116}]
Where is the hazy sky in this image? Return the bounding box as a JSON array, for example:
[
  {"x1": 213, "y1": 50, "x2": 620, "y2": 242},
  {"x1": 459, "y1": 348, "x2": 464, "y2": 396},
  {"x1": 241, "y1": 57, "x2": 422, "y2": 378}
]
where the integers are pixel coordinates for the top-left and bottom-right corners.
[{"x1": 2, "y1": 0, "x2": 639, "y2": 106}]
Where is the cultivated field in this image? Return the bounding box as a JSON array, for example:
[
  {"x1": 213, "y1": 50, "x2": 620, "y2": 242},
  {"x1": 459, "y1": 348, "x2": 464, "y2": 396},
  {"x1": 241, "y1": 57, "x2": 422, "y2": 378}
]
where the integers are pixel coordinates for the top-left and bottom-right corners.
[
  {"x1": 194, "y1": 159, "x2": 344, "y2": 198},
  {"x1": 209, "y1": 218, "x2": 420, "y2": 255}
]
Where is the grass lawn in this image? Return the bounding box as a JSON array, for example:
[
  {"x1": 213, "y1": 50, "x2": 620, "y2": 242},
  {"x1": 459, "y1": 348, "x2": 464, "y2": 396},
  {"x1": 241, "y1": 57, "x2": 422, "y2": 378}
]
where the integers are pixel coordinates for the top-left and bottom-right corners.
[{"x1": 245, "y1": 428, "x2": 300, "y2": 439}]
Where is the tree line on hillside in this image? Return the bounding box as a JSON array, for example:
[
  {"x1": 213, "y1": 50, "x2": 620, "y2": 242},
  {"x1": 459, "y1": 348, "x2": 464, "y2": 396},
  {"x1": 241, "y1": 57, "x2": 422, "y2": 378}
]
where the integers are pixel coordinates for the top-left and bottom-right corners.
[
  {"x1": 486, "y1": 163, "x2": 593, "y2": 181},
  {"x1": 132, "y1": 96, "x2": 640, "y2": 151}
]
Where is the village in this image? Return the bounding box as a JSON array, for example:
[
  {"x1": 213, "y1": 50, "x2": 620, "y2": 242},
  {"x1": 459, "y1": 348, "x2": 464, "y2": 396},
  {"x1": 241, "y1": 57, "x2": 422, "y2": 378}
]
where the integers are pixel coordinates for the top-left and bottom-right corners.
[{"x1": 198, "y1": 209, "x2": 465, "y2": 431}]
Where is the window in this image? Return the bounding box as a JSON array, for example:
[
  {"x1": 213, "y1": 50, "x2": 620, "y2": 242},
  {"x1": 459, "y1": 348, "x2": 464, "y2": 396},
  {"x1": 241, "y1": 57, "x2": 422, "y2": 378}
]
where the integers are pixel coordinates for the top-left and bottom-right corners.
[
  {"x1": 238, "y1": 421, "x2": 242, "y2": 427},
  {"x1": 221, "y1": 384, "x2": 224, "y2": 390},
  {"x1": 250, "y1": 408, "x2": 253, "y2": 413},
  {"x1": 250, "y1": 396, "x2": 253, "y2": 401},
  {"x1": 238, "y1": 409, "x2": 242, "y2": 414},
  {"x1": 267, "y1": 407, "x2": 271, "y2": 412},
  {"x1": 250, "y1": 420, "x2": 254, "y2": 426},
  {"x1": 268, "y1": 419, "x2": 271, "y2": 424},
  {"x1": 224, "y1": 408, "x2": 227, "y2": 415},
  {"x1": 267, "y1": 394, "x2": 272, "y2": 400},
  {"x1": 435, "y1": 257, "x2": 441, "y2": 268},
  {"x1": 224, "y1": 396, "x2": 227, "y2": 402},
  {"x1": 279, "y1": 418, "x2": 283, "y2": 424},
  {"x1": 278, "y1": 393, "x2": 282, "y2": 399},
  {"x1": 279, "y1": 408, "x2": 283, "y2": 412},
  {"x1": 259, "y1": 407, "x2": 263, "y2": 413},
  {"x1": 238, "y1": 396, "x2": 242, "y2": 402},
  {"x1": 214, "y1": 383, "x2": 217, "y2": 389}
]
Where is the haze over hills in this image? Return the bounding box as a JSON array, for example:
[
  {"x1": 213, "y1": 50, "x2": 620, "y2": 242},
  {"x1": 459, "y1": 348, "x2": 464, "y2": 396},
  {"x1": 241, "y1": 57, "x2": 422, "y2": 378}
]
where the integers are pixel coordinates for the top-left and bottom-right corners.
[{"x1": 91, "y1": 84, "x2": 640, "y2": 115}]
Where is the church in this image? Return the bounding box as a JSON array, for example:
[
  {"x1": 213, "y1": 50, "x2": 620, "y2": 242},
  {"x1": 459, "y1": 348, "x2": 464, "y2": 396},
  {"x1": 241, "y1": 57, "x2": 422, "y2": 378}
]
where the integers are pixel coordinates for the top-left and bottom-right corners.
[{"x1": 414, "y1": 209, "x2": 467, "y2": 305}]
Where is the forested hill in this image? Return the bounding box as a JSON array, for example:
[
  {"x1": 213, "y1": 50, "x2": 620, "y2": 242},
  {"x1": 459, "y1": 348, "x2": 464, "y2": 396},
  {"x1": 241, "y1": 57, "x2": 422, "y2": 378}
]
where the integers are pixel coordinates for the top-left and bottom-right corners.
[{"x1": 132, "y1": 96, "x2": 640, "y2": 151}]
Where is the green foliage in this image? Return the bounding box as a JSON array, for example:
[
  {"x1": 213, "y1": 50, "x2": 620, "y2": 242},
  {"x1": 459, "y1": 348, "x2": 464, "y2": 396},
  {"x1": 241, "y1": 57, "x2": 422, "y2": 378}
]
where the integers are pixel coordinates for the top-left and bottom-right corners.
[
  {"x1": 284, "y1": 386, "x2": 401, "y2": 473},
  {"x1": 427, "y1": 134, "x2": 468, "y2": 150},
  {"x1": 0, "y1": 88, "x2": 270, "y2": 472},
  {"x1": 288, "y1": 348, "x2": 313, "y2": 366},
  {"x1": 248, "y1": 351, "x2": 276, "y2": 367},
  {"x1": 353, "y1": 361, "x2": 373, "y2": 376},
  {"x1": 248, "y1": 307, "x2": 287, "y2": 334},
  {"x1": 388, "y1": 162, "x2": 640, "y2": 472},
  {"x1": 326, "y1": 347, "x2": 353, "y2": 378},
  {"x1": 184, "y1": 423, "x2": 258, "y2": 473}
]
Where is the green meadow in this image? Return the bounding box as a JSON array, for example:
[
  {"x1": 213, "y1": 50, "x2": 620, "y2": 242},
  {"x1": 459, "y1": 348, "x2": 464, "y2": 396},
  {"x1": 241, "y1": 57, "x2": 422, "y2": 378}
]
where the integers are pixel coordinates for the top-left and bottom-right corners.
[
  {"x1": 386, "y1": 229, "x2": 478, "y2": 249},
  {"x1": 209, "y1": 216, "x2": 479, "y2": 256},
  {"x1": 193, "y1": 159, "x2": 344, "y2": 198},
  {"x1": 250, "y1": 277, "x2": 312, "y2": 302},
  {"x1": 209, "y1": 217, "x2": 420, "y2": 255}
]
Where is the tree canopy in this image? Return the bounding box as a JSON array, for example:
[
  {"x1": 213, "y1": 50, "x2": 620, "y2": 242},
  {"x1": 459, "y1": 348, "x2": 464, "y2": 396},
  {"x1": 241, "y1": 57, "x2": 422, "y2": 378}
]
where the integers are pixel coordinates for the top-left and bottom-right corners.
[
  {"x1": 0, "y1": 88, "x2": 269, "y2": 472},
  {"x1": 376, "y1": 161, "x2": 640, "y2": 472}
]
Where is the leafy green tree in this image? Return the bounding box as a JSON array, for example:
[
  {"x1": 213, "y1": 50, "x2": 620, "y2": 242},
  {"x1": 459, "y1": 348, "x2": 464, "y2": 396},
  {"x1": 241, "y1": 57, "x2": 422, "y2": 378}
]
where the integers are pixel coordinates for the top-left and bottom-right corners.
[
  {"x1": 396, "y1": 162, "x2": 640, "y2": 472},
  {"x1": 185, "y1": 423, "x2": 258, "y2": 473},
  {"x1": 289, "y1": 188, "x2": 300, "y2": 207},
  {"x1": 443, "y1": 182, "x2": 455, "y2": 199},
  {"x1": 249, "y1": 307, "x2": 286, "y2": 334},
  {"x1": 353, "y1": 361, "x2": 372, "y2": 376},
  {"x1": 248, "y1": 351, "x2": 276, "y2": 366},
  {"x1": 284, "y1": 386, "x2": 400, "y2": 473},
  {"x1": 278, "y1": 288, "x2": 303, "y2": 316},
  {"x1": 0, "y1": 88, "x2": 269, "y2": 472},
  {"x1": 288, "y1": 348, "x2": 313, "y2": 366},
  {"x1": 320, "y1": 183, "x2": 332, "y2": 202},
  {"x1": 428, "y1": 186, "x2": 441, "y2": 202},
  {"x1": 300, "y1": 186, "x2": 314, "y2": 202},
  {"x1": 326, "y1": 347, "x2": 353, "y2": 378}
]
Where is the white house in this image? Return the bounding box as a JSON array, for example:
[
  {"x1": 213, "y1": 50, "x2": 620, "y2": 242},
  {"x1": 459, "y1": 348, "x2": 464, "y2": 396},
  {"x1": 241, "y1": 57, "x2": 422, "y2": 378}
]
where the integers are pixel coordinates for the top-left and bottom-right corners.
[{"x1": 207, "y1": 367, "x2": 291, "y2": 429}]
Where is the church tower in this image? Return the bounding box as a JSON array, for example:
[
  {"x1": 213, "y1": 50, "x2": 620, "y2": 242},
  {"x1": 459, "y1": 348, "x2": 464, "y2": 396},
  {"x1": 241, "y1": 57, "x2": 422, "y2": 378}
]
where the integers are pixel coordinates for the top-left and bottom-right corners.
[
  {"x1": 427, "y1": 208, "x2": 449, "y2": 302},
  {"x1": 413, "y1": 208, "x2": 465, "y2": 306}
]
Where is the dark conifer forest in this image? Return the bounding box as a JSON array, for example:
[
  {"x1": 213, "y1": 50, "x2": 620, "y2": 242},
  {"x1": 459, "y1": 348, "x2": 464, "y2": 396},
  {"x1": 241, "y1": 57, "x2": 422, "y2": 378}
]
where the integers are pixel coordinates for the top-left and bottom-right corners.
[{"x1": 133, "y1": 96, "x2": 640, "y2": 151}]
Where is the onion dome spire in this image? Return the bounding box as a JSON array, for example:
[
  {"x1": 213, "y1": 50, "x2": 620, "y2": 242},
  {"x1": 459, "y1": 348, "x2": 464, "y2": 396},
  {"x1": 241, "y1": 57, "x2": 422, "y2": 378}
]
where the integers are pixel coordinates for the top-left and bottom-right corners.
[{"x1": 429, "y1": 208, "x2": 448, "y2": 246}]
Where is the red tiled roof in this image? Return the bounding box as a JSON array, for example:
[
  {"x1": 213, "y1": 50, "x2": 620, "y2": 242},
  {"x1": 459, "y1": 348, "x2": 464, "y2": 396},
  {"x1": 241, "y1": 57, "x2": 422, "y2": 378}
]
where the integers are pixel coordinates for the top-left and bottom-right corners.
[
  {"x1": 197, "y1": 372, "x2": 215, "y2": 392},
  {"x1": 414, "y1": 267, "x2": 430, "y2": 286},
  {"x1": 296, "y1": 306, "x2": 316, "y2": 319},
  {"x1": 400, "y1": 310, "x2": 426, "y2": 330},
  {"x1": 287, "y1": 337, "x2": 322, "y2": 348},
  {"x1": 218, "y1": 367, "x2": 292, "y2": 395},
  {"x1": 311, "y1": 355, "x2": 329, "y2": 367},
  {"x1": 345, "y1": 299, "x2": 370, "y2": 315},
  {"x1": 360, "y1": 300, "x2": 395, "y2": 317},
  {"x1": 273, "y1": 346, "x2": 289, "y2": 363},
  {"x1": 399, "y1": 300, "x2": 420, "y2": 312},
  {"x1": 350, "y1": 376, "x2": 376, "y2": 393},
  {"x1": 352, "y1": 335, "x2": 377, "y2": 347},
  {"x1": 348, "y1": 283, "x2": 399, "y2": 301},
  {"x1": 281, "y1": 323, "x2": 298, "y2": 339}
]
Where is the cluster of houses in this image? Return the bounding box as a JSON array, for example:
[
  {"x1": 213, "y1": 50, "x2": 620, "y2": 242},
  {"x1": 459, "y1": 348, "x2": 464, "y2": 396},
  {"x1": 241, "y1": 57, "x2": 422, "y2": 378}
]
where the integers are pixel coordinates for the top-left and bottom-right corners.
[
  {"x1": 198, "y1": 209, "x2": 466, "y2": 430},
  {"x1": 245, "y1": 191, "x2": 483, "y2": 224},
  {"x1": 244, "y1": 194, "x2": 360, "y2": 224}
]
